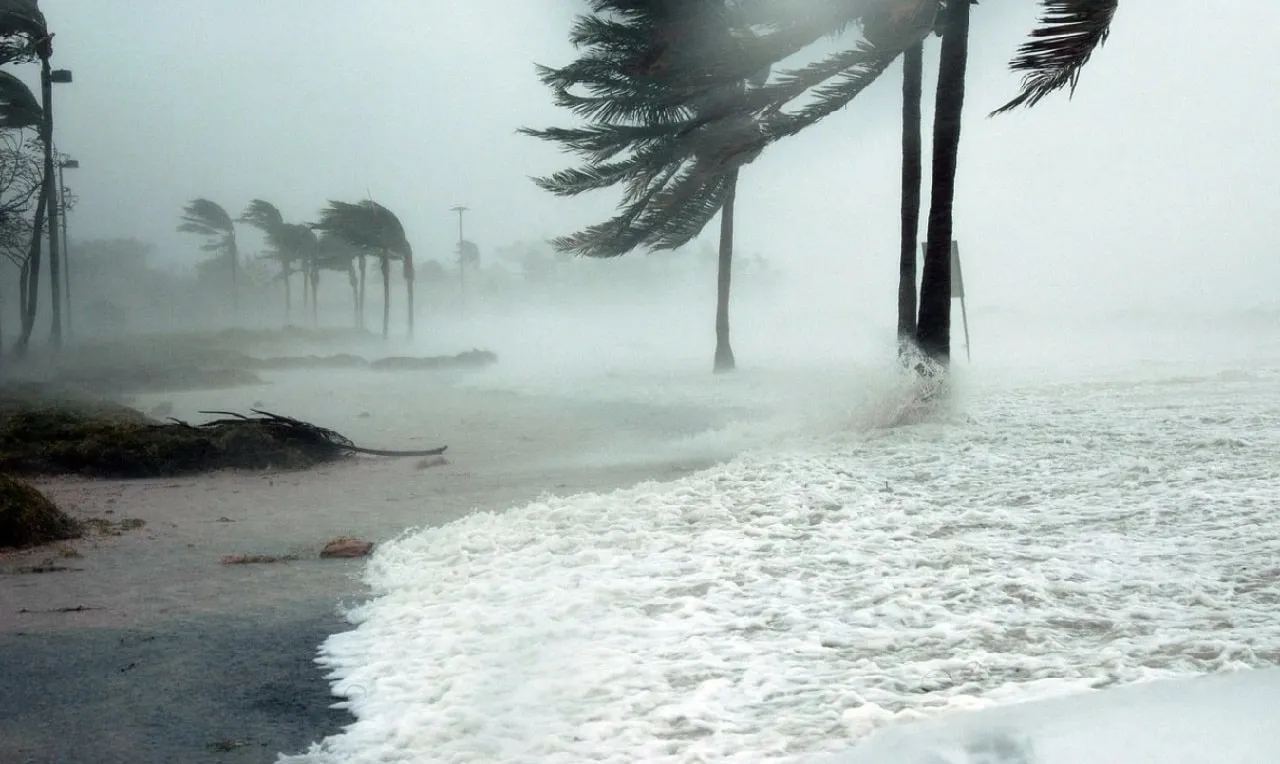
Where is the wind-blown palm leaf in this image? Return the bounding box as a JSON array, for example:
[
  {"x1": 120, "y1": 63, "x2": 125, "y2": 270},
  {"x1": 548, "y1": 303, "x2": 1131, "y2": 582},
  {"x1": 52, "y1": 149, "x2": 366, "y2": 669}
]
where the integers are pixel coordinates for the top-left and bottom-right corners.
[
  {"x1": 992, "y1": 0, "x2": 1118, "y2": 115},
  {"x1": 0, "y1": 70, "x2": 40, "y2": 128},
  {"x1": 312, "y1": 200, "x2": 410, "y2": 259},
  {"x1": 238, "y1": 199, "x2": 284, "y2": 235},
  {"x1": 178, "y1": 198, "x2": 234, "y2": 236},
  {"x1": 0, "y1": 0, "x2": 46, "y2": 64},
  {"x1": 0, "y1": 0, "x2": 46, "y2": 38}
]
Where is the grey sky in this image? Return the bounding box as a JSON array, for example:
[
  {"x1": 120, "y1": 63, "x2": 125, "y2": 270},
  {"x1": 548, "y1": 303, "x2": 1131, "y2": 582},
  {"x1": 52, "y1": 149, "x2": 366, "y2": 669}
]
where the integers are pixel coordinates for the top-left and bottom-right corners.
[{"x1": 36, "y1": 0, "x2": 1280, "y2": 318}]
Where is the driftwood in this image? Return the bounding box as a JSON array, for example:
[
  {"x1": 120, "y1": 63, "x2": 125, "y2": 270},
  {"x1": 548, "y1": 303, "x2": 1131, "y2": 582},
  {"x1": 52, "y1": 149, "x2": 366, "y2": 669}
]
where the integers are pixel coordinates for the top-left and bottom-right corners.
[{"x1": 192, "y1": 409, "x2": 447, "y2": 457}]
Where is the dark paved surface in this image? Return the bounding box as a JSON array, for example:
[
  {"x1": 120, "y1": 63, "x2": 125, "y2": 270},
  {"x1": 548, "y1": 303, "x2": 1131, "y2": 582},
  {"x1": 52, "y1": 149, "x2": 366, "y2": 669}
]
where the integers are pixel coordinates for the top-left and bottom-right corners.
[{"x1": 0, "y1": 605, "x2": 350, "y2": 764}]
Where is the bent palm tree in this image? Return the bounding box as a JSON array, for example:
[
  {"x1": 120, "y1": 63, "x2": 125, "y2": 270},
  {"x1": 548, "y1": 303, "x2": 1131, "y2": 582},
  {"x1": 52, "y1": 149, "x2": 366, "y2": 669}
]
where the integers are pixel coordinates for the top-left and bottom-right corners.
[
  {"x1": 178, "y1": 198, "x2": 239, "y2": 310},
  {"x1": 524, "y1": 0, "x2": 771, "y2": 373},
  {"x1": 535, "y1": 0, "x2": 1118, "y2": 369},
  {"x1": 239, "y1": 199, "x2": 321, "y2": 325},
  {"x1": 313, "y1": 200, "x2": 413, "y2": 339}
]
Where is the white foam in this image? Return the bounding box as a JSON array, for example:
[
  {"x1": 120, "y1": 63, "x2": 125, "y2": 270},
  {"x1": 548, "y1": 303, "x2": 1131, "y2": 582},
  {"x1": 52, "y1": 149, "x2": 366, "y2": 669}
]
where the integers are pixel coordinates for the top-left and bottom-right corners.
[{"x1": 282, "y1": 342, "x2": 1280, "y2": 763}]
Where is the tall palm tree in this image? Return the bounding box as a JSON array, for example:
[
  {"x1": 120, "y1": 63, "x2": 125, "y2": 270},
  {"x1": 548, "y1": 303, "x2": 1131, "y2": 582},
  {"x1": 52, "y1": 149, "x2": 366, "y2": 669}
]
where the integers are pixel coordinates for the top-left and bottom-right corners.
[
  {"x1": 524, "y1": 0, "x2": 770, "y2": 374},
  {"x1": 532, "y1": 0, "x2": 1119, "y2": 371},
  {"x1": 916, "y1": 0, "x2": 969, "y2": 365},
  {"x1": 178, "y1": 198, "x2": 239, "y2": 310},
  {"x1": 312, "y1": 200, "x2": 413, "y2": 339}
]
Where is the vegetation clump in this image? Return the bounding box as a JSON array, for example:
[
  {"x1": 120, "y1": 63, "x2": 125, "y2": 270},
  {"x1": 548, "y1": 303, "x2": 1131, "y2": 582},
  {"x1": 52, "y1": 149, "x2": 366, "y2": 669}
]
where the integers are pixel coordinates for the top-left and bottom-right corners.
[
  {"x1": 0, "y1": 474, "x2": 81, "y2": 549},
  {"x1": 0, "y1": 394, "x2": 439, "y2": 478}
]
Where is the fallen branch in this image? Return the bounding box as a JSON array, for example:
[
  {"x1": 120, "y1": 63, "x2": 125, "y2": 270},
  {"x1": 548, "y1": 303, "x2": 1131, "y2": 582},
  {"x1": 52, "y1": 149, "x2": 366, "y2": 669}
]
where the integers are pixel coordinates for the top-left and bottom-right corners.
[{"x1": 194, "y1": 409, "x2": 448, "y2": 457}]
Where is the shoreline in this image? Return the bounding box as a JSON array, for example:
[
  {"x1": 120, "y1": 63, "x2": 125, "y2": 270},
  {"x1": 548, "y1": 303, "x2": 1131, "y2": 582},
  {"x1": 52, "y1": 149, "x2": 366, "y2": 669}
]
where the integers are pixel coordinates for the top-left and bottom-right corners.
[{"x1": 0, "y1": 379, "x2": 740, "y2": 763}]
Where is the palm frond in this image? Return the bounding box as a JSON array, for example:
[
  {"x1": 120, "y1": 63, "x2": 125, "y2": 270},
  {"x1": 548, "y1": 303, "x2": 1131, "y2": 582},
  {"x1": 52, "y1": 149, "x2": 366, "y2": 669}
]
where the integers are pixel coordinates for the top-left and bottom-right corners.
[
  {"x1": 238, "y1": 198, "x2": 285, "y2": 233},
  {"x1": 313, "y1": 200, "x2": 410, "y2": 259},
  {"x1": 0, "y1": 70, "x2": 40, "y2": 129},
  {"x1": 0, "y1": 0, "x2": 47, "y2": 40},
  {"x1": 992, "y1": 0, "x2": 1118, "y2": 115},
  {"x1": 178, "y1": 198, "x2": 234, "y2": 234}
]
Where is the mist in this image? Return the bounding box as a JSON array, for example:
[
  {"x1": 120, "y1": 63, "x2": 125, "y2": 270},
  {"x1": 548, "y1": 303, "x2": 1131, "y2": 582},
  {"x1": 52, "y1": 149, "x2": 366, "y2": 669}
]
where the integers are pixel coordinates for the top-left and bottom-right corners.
[
  {"x1": 4, "y1": 3, "x2": 1280, "y2": 763},
  {"x1": 13, "y1": 0, "x2": 1278, "y2": 373}
]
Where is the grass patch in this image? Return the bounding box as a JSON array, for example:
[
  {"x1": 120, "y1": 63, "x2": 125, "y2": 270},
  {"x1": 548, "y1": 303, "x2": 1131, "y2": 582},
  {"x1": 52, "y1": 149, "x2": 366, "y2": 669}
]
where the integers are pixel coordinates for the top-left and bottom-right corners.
[{"x1": 0, "y1": 474, "x2": 82, "y2": 549}]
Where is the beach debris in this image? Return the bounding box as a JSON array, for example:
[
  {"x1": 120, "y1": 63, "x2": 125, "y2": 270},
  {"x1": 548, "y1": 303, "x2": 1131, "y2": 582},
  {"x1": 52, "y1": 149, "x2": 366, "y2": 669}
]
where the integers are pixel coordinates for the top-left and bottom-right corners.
[
  {"x1": 415, "y1": 455, "x2": 449, "y2": 469},
  {"x1": 219, "y1": 552, "x2": 300, "y2": 565},
  {"x1": 0, "y1": 474, "x2": 82, "y2": 549},
  {"x1": 0, "y1": 395, "x2": 447, "y2": 477},
  {"x1": 320, "y1": 536, "x2": 374, "y2": 559}
]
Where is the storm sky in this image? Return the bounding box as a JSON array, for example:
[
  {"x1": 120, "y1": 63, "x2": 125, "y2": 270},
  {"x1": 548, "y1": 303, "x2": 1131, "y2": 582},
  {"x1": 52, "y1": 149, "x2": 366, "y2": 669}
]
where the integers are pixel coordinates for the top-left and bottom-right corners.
[{"x1": 29, "y1": 0, "x2": 1280, "y2": 318}]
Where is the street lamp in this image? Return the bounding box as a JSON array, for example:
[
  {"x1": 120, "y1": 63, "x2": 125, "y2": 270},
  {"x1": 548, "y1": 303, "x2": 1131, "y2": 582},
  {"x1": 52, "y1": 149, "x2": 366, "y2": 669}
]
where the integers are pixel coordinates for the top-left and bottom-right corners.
[{"x1": 58, "y1": 156, "x2": 79, "y2": 340}]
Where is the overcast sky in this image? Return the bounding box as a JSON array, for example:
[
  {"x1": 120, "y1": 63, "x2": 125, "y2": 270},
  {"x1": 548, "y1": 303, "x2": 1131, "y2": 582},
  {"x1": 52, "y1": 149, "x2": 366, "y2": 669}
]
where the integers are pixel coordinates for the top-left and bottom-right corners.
[{"x1": 30, "y1": 0, "x2": 1280, "y2": 318}]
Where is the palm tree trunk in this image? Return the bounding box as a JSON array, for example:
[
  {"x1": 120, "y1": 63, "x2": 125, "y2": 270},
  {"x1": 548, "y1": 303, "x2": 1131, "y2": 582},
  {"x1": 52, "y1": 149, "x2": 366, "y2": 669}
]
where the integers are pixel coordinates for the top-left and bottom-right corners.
[
  {"x1": 228, "y1": 234, "x2": 239, "y2": 312},
  {"x1": 310, "y1": 266, "x2": 319, "y2": 327},
  {"x1": 358, "y1": 254, "x2": 367, "y2": 331},
  {"x1": 283, "y1": 265, "x2": 292, "y2": 323},
  {"x1": 16, "y1": 183, "x2": 49, "y2": 357},
  {"x1": 348, "y1": 264, "x2": 359, "y2": 328},
  {"x1": 301, "y1": 261, "x2": 310, "y2": 315},
  {"x1": 898, "y1": 42, "x2": 923, "y2": 355},
  {"x1": 379, "y1": 254, "x2": 390, "y2": 339},
  {"x1": 405, "y1": 261, "x2": 415, "y2": 339},
  {"x1": 917, "y1": 0, "x2": 970, "y2": 366},
  {"x1": 713, "y1": 169, "x2": 738, "y2": 374},
  {"x1": 40, "y1": 57, "x2": 62, "y2": 350}
]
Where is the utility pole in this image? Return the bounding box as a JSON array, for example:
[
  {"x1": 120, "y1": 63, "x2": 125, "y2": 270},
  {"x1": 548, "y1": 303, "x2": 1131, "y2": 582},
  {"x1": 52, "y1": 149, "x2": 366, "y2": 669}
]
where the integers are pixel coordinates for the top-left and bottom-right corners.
[
  {"x1": 450, "y1": 204, "x2": 468, "y2": 311},
  {"x1": 58, "y1": 156, "x2": 78, "y2": 341}
]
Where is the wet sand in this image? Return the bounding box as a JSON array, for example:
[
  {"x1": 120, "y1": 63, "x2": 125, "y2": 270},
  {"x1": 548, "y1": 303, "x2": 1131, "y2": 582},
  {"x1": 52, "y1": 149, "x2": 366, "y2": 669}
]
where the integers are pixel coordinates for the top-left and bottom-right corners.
[{"x1": 0, "y1": 373, "x2": 738, "y2": 763}]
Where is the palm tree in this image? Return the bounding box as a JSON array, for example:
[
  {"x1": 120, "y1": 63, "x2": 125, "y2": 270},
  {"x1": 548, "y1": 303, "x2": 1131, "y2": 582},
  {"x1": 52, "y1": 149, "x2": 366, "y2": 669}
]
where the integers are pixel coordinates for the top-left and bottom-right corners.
[
  {"x1": 312, "y1": 200, "x2": 413, "y2": 339},
  {"x1": 917, "y1": 0, "x2": 969, "y2": 365},
  {"x1": 238, "y1": 199, "x2": 319, "y2": 325},
  {"x1": 532, "y1": 0, "x2": 1119, "y2": 371},
  {"x1": 523, "y1": 0, "x2": 770, "y2": 373},
  {"x1": 178, "y1": 198, "x2": 239, "y2": 310}
]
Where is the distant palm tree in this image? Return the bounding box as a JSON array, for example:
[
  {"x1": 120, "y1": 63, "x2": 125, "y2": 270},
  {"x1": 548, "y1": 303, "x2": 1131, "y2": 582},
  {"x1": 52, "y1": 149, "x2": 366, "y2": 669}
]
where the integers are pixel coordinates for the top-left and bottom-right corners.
[
  {"x1": 178, "y1": 198, "x2": 239, "y2": 309},
  {"x1": 313, "y1": 200, "x2": 413, "y2": 339},
  {"x1": 238, "y1": 199, "x2": 319, "y2": 324}
]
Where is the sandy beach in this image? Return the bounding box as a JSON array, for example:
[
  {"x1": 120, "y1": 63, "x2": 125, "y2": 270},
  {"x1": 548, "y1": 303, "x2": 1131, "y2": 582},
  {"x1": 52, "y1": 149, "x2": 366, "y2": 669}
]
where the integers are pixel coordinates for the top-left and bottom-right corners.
[{"x1": 0, "y1": 369, "x2": 742, "y2": 764}]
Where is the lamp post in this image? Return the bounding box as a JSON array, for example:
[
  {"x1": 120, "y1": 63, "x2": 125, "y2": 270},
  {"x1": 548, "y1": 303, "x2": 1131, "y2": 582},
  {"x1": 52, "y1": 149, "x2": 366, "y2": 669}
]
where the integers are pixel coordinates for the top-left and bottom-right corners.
[
  {"x1": 450, "y1": 204, "x2": 468, "y2": 311},
  {"x1": 58, "y1": 156, "x2": 78, "y2": 340}
]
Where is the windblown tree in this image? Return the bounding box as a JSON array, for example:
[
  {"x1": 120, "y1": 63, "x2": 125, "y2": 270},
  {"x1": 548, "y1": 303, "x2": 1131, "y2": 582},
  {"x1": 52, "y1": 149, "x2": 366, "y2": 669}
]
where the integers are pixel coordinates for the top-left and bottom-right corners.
[
  {"x1": 238, "y1": 199, "x2": 319, "y2": 324},
  {"x1": 312, "y1": 200, "x2": 413, "y2": 339},
  {"x1": 523, "y1": 0, "x2": 773, "y2": 373},
  {"x1": 530, "y1": 0, "x2": 1119, "y2": 371},
  {"x1": 0, "y1": 71, "x2": 42, "y2": 356},
  {"x1": 0, "y1": 0, "x2": 50, "y2": 357},
  {"x1": 178, "y1": 198, "x2": 240, "y2": 310}
]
